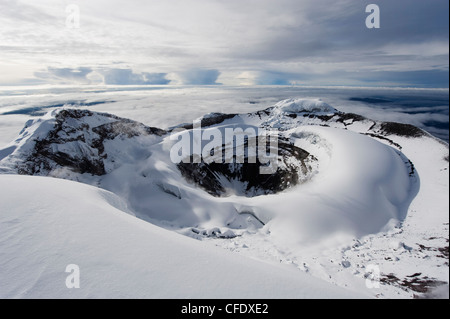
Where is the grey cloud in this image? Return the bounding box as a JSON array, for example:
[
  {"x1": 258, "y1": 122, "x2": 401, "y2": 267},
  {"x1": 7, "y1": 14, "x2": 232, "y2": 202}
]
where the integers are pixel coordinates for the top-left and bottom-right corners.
[
  {"x1": 101, "y1": 69, "x2": 170, "y2": 85},
  {"x1": 234, "y1": 0, "x2": 448, "y2": 62},
  {"x1": 3, "y1": 0, "x2": 449, "y2": 87},
  {"x1": 177, "y1": 69, "x2": 221, "y2": 85},
  {"x1": 0, "y1": 0, "x2": 56, "y2": 23},
  {"x1": 356, "y1": 70, "x2": 449, "y2": 88},
  {"x1": 240, "y1": 69, "x2": 449, "y2": 88},
  {"x1": 34, "y1": 67, "x2": 171, "y2": 85},
  {"x1": 34, "y1": 67, "x2": 93, "y2": 84},
  {"x1": 248, "y1": 71, "x2": 304, "y2": 85}
]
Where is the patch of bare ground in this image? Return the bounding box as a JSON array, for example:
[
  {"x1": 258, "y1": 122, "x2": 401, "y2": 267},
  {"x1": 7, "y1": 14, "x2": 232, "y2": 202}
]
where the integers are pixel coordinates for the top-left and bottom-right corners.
[
  {"x1": 380, "y1": 273, "x2": 447, "y2": 296},
  {"x1": 417, "y1": 237, "x2": 449, "y2": 264}
]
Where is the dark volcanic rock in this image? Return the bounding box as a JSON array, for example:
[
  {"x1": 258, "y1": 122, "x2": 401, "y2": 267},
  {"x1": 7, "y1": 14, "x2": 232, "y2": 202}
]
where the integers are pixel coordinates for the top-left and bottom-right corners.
[
  {"x1": 305, "y1": 112, "x2": 367, "y2": 124},
  {"x1": 180, "y1": 113, "x2": 238, "y2": 130},
  {"x1": 177, "y1": 138, "x2": 316, "y2": 197},
  {"x1": 17, "y1": 109, "x2": 166, "y2": 176},
  {"x1": 379, "y1": 122, "x2": 425, "y2": 138}
]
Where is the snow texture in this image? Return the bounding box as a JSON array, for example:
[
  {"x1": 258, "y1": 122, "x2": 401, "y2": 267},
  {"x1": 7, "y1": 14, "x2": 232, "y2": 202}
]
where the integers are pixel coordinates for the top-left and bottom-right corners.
[{"x1": 0, "y1": 174, "x2": 361, "y2": 299}]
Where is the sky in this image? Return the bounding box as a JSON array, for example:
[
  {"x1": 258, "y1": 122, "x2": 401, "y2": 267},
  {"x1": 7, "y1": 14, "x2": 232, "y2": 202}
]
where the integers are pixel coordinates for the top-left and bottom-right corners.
[{"x1": 0, "y1": 0, "x2": 448, "y2": 87}]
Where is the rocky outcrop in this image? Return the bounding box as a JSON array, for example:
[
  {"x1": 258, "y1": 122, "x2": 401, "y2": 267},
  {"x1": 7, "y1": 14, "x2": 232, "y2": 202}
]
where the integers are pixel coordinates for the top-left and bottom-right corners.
[
  {"x1": 177, "y1": 138, "x2": 316, "y2": 197},
  {"x1": 16, "y1": 109, "x2": 165, "y2": 176}
]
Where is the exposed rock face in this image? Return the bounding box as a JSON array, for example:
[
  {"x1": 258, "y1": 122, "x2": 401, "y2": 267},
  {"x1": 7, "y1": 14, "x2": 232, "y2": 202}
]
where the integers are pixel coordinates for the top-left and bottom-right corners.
[
  {"x1": 179, "y1": 113, "x2": 238, "y2": 130},
  {"x1": 16, "y1": 109, "x2": 165, "y2": 176},
  {"x1": 177, "y1": 138, "x2": 317, "y2": 197},
  {"x1": 379, "y1": 122, "x2": 425, "y2": 138}
]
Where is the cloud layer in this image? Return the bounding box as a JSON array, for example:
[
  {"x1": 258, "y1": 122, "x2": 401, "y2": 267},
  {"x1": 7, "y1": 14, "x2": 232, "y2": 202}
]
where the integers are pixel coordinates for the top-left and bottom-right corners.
[{"x1": 0, "y1": 0, "x2": 448, "y2": 87}]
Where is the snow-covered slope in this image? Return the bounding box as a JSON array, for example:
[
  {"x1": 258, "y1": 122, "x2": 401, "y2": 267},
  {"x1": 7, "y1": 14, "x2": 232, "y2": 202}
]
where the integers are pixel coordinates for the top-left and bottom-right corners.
[
  {"x1": 0, "y1": 97, "x2": 448, "y2": 298},
  {"x1": 0, "y1": 174, "x2": 362, "y2": 299}
]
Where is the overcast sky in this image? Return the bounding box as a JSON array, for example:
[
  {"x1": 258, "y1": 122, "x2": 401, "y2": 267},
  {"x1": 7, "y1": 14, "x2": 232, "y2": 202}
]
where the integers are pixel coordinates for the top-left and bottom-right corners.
[{"x1": 0, "y1": 0, "x2": 448, "y2": 87}]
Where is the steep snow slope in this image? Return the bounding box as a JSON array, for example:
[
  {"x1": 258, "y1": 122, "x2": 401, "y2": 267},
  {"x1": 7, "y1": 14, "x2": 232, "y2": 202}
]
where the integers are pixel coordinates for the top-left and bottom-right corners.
[{"x1": 0, "y1": 174, "x2": 363, "y2": 298}]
